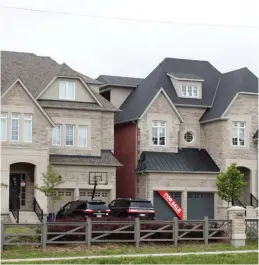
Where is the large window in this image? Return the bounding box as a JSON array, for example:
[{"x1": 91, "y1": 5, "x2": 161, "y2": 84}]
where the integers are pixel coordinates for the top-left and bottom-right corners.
[
  {"x1": 152, "y1": 121, "x2": 166, "y2": 146},
  {"x1": 181, "y1": 85, "x2": 198, "y2": 98},
  {"x1": 11, "y1": 113, "x2": 20, "y2": 141},
  {"x1": 65, "y1": 125, "x2": 74, "y2": 146},
  {"x1": 59, "y1": 81, "x2": 75, "y2": 100},
  {"x1": 52, "y1": 125, "x2": 61, "y2": 146},
  {"x1": 24, "y1": 114, "x2": 32, "y2": 142},
  {"x1": 232, "y1": 121, "x2": 245, "y2": 146},
  {"x1": 78, "y1": 126, "x2": 87, "y2": 147},
  {"x1": 0, "y1": 112, "x2": 7, "y2": 141}
]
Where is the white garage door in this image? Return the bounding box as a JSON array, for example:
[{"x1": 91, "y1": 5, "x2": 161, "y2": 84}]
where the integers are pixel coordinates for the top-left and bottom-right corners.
[
  {"x1": 49, "y1": 189, "x2": 74, "y2": 214},
  {"x1": 79, "y1": 190, "x2": 110, "y2": 203}
]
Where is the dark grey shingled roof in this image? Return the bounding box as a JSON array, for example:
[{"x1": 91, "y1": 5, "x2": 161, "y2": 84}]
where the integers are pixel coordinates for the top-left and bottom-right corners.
[
  {"x1": 136, "y1": 149, "x2": 220, "y2": 173},
  {"x1": 49, "y1": 150, "x2": 121, "y2": 166},
  {"x1": 0, "y1": 51, "x2": 118, "y2": 111},
  {"x1": 115, "y1": 58, "x2": 221, "y2": 123},
  {"x1": 97, "y1": 75, "x2": 143, "y2": 87},
  {"x1": 1, "y1": 51, "x2": 102, "y2": 97},
  {"x1": 200, "y1": 67, "x2": 258, "y2": 122},
  {"x1": 253, "y1": 130, "x2": 258, "y2": 140},
  {"x1": 168, "y1": 72, "x2": 204, "y2": 81}
]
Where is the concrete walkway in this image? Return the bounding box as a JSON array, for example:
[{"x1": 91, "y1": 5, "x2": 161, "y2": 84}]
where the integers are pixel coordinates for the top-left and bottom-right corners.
[{"x1": 2, "y1": 249, "x2": 258, "y2": 263}]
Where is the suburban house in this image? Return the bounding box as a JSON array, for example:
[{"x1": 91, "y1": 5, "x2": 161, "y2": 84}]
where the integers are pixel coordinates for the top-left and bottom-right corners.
[
  {"x1": 98, "y1": 58, "x2": 258, "y2": 220},
  {"x1": 1, "y1": 51, "x2": 121, "y2": 223}
]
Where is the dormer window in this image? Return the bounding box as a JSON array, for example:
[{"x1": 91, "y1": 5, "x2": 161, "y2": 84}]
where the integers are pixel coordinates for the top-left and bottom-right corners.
[
  {"x1": 59, "y1": 81, "x2": 75, "y2": 100},
  {"x1": 181, "y1": 85, "x2": 198, "y2": 98}
]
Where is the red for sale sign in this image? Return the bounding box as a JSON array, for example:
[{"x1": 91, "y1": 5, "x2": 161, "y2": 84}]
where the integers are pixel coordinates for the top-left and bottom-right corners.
[{"x1": 158, "y1": 190, "x2": 183, "y2": 219}]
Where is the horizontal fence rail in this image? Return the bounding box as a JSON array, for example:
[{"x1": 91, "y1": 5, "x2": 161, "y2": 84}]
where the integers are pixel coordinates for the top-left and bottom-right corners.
[{"x1": 1, "y1": 217, "x2": 232, "y2": 251}]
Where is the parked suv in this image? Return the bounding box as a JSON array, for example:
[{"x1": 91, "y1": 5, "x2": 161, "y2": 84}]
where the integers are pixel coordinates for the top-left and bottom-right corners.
[
  {"x1": 56, "y1": 200, "x2": 111, "y2": 219},
  {"x1": 109, "y1": 198, "x2": 155, "y2": 219}
]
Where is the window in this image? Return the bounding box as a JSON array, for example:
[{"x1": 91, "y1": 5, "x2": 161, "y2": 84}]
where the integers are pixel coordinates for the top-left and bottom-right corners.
[
  {"x1": 24, "y1": 114, "x2": 32, "y2": 142},
  {"x1": 52, "y1": 125, "x2": 61, "y2": 146},
  {"x1": 59, "y1": 81, "x2": 75, "y2": 100},
  {"x1": 11, "y1": 113, "x2": 20, "y2": 141},
  {"x1": 65, "y1": 125, "x2": 74, "y2": 146},
  {"x1": 152, "y1": 121, "x2": 166, "y2": 146},
  {"x1": 232, "y1": 122, "x2": 245, "y2": 146},
  {"x1": 181, "y1": 85, "x2": 198, "y2": 98},
  {"x1": 184, "y1": 131, "x2": 194, "y2": 143},
  {"x1": 78, "y1": 126, "x2": 87, "y2": 147},
  {"x1": 0, "y1": 112, "x2": 7, "y2": 141}
]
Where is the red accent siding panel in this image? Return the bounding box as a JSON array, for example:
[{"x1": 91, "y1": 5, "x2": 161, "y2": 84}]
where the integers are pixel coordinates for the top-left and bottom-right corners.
[{"x1": 114, "y1": 122, "x2": 137, "y2": 198}]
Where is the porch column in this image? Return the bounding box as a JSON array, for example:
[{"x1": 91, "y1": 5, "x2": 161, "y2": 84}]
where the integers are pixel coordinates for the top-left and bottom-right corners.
[{"x1": 1, "y1": 169, "x2": 9, "y2": 213}]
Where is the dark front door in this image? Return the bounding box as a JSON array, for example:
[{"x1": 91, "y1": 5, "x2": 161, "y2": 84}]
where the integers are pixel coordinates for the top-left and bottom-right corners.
[{"x1": 9, "y1": 174, "x2": 21, "y2": 210}]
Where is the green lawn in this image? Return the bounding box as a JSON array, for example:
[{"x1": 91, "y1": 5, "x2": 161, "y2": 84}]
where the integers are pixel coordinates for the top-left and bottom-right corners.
[
  {"x1": 2, "y1": 253, "x2": 258, "y2": 264},
  {"x1": 2, "y1": 240, "x2": 258, "y2": 260}
]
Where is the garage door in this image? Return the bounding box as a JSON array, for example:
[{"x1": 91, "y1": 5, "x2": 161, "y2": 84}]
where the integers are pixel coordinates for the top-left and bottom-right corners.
[
  {"x1": 187, "y1": 192, "x2": 214, "y2": 220},
  {"x1": 154, "y1": 191, "x2": 182, "y2": 220},
  {"x1": 49, "y1": 189, "x2": 74, "y2": 214},
  {"x1": 79, "y1": 190, "x2": 110, "y2": 203}
]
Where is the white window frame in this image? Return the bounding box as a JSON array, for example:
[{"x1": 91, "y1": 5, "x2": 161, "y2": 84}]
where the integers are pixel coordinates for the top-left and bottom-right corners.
[
  {"x1": 0, "y1": 112, "x2": 8, "y2": 141},
  {"x1": 59, "y1": 81, "x2": 76, "y2": 100},
  {"x1": 181, "y1": 85, "x2": 199, "y2": 98},
  {"x1": 23, "y1": 114, "x2": 32, "y2": 142},
  {"x1": 52, "y1": 125, "x2": 62, "y2": 146},
  {"x1": 232, "y1": 121, "x2": 246, "y2": 147},
  {"x1": 65, "y1": 125, "x2": 74, "y2": 146},
  {"x1": 11, "y1": 113, "x2": 20, "y2": 142},
  {"x1": 152, "y1": 121, "x2": 166, "y2": 146},
  {"x1": 78, "y1": 125, "x2": 88, "y2": 147}
]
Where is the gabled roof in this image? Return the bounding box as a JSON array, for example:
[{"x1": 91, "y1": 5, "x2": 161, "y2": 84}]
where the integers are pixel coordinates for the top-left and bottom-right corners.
[
  {"x1": 136, "y1": 149, "x2": 220, "y2": 173},
  {"x1": 115, "y1": 58, "x2": 221, "y2": 124},
  {"x1": 1, "y1": 51, "x2": 102, "y2": 97},
  {"x1": 200, "y1": 67, "x2": 258, "y2": 122},
  {"x1": 97, "y1": 75, "x2": 143, "y2": 87},
  {"x1": 167, "y1": 72, "x2": 204, "y2": 81}
]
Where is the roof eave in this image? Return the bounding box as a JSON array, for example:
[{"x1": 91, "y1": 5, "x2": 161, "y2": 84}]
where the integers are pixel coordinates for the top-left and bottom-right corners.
[{"x1": 136, "y1": 170, "x2": 219, "y2": 174}]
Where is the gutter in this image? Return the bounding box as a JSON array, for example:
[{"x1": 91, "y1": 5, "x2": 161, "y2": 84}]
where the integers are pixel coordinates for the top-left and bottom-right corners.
[{"x1": 135, "y1": 170, "x2": 220, "y2": 174}]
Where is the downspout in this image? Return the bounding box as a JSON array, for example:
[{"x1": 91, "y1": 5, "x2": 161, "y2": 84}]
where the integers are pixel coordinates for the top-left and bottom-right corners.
[{"x1": 132, "y1": 120, "x2": 138, "y2": 198}]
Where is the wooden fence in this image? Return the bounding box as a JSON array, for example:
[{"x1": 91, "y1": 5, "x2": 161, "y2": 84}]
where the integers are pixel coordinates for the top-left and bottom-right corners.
[
  {"x1": 1, "y1": 217, "x2": 232, "y2": 251},
  {"x1": 245, "y1": 219, "x2": 258, "y2": 239}
]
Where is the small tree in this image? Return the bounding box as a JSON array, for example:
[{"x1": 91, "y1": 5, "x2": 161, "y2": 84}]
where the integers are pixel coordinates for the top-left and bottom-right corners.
[
  {"x1": 1, "y1": 183, "x2": 8, "y2": 188},
  {"x1": 33, "y1": 164, "x2": 64, "y2": 213},
  {"x1": 216, "y1": 163, "x2": 247, "y2": 206}
]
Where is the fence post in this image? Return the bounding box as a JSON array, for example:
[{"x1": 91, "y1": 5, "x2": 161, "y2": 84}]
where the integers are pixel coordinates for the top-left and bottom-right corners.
[
  {"x1": 173, "y1": 217, "x2": 178, "y2": 247},
  {"x1": 204, "y1": 216, "x2": 209, "y2": 246},
  {"x1": 87, "y1": 218, "x2": 92, "y2": 248},
  {"x1": 1, "y1": 223, "x2": 4, "y2": 252},
  {"x1": 42, "y1": 219, "x2": 47, "y2": 251},
  {"x1": 135, "y1": 218, "x2": 140, "y2": 248}
]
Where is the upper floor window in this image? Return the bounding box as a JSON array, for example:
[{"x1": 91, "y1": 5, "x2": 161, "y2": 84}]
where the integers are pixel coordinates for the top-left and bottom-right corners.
[
  {"x1": 65, "y1": 125, "x2": 74, "y2": 146},
  {"x1": 184, "y1": 131, "x2": 194, "y2": 143},
  {"x1": 232, "y1": 121, "x2": 245, "y2": 146},
  {"x1": 181, "y1": 85, "x2": 198, "y2": 98},
  {"x1": 52, "y1": 125, "x2": 61, "y2": 146},
  {"x1": 152, "y1": 121, "x2": 166, "y2": 146},
  {"x1": 24, "y1": 114, "x2": 32, "y2": 142},
  {"x1": 11, "y1": 113, "x2": 20, "y2": 142},
  {"x1": 0, "y1": 112, "x2": 7, "y2": 141},
  {"x1": 78, "y1": 125, "x2": 87, "y2": 147},
  {"x1": 59, "y1": 81, "x2": 75, "y2": 100}
]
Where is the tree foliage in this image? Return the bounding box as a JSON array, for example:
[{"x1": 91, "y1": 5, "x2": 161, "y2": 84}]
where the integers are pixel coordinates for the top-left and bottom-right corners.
[
  {"x1": 0, "y1": 183, "x2": 8, "y2": 188},
  {"x1": 32, "y1": 164, "x2": 64, "y2": 212},
  {"x1": 216, "y1": 163, "x2": 247, "y2": 205}
]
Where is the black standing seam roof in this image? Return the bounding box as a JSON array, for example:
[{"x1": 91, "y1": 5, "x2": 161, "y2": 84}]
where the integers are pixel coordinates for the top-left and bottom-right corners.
[
  {"x1": 253, "y1": 130, "x2": 258, "y2": 140},
  {"x1": 136, "y1": 148, "x2": 220, "y2": 173}
]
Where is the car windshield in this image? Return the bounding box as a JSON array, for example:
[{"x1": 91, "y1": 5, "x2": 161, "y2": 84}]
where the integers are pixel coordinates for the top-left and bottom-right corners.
[
  {"x1": 130, "y1": 201, "x2": 153, "y2": 208},
  {"x1": 87, "y1": 202, "x2": 108, "y2": 211}
]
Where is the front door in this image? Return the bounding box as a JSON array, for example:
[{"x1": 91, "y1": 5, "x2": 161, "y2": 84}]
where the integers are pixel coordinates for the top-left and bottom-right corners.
[{"x1": 9, "y1": 174, "x2": 21, "y2": 210}]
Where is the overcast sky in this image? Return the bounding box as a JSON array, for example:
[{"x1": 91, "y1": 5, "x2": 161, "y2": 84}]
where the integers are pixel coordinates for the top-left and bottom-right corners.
[{"x1": 0, "y1": 0, "x2": 258, "y2": 79}]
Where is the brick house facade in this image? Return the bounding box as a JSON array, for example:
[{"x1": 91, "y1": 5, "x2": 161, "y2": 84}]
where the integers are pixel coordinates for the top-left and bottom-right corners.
[{"x1": 98, "y1": 60, "x2": 258, "y2": 220}]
